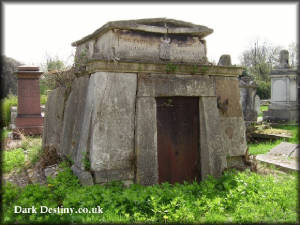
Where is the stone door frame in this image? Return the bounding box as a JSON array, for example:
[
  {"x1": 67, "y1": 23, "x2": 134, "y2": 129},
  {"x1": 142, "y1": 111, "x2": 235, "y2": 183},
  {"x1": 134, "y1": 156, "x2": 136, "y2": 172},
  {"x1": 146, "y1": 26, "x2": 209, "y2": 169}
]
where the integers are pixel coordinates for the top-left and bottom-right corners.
[{"x1": 135, "y1": 73, "x2": 227, "y2": 185}]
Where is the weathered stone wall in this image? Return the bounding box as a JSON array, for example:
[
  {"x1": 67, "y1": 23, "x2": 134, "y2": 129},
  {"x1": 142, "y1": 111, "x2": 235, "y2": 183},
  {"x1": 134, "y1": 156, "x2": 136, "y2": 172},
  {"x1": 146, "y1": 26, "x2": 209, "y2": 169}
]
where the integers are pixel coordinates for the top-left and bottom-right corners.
[
  {"x1": 76, "y1": 30, "x2": 207, "y2": 64},
  {"x1": 42, "y1": 87, "x2": 66, "y2": 155},
  {"x1": 43, "y1": 68, "x2": 247, "y2": 185},
  {"x1": 215, "y1": 77, "x2": 247, "y2": 157}
]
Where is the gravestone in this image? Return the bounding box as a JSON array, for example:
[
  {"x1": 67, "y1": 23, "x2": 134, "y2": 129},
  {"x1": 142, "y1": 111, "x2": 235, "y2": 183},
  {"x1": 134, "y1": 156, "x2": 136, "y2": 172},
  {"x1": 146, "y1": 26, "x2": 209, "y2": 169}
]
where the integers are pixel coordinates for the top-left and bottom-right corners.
[
  {"x1": 263, "y1": 50, "x2": 299, "y2": 122},
  {"x1": 218, "y1": 54, "x2": 231, "y2": 66},
  {"x1": 239, "y1": 74, "x2": 258, "y2": 122},
  {"x1": 43, "y1": 18, "x2": 247, "y2": 186},
  {"x1": 256, "y1": 142, "x2": 299, "y2": 172},
  {"x1": 15, "y1": 66, "x2": 43, "y2": 135},
  {"x1": 10, "y1": 105, "x2": 45, "y2": 130},
  {"x1": 254, "y1": 95, "x2": 261, "y2": 116}
]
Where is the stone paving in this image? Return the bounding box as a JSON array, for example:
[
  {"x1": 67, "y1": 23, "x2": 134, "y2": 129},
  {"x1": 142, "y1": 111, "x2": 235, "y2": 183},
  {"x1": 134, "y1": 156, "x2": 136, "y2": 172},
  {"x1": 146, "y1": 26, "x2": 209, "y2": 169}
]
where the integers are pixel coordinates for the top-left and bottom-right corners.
[{"x1": 256, "y1": 142, "x2": 299, "y2": 172}]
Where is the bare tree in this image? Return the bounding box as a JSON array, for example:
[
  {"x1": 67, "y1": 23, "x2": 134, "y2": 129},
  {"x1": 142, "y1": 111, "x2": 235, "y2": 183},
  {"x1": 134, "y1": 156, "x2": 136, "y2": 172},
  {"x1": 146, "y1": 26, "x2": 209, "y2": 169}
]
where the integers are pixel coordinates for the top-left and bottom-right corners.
[
  {"x1": 239, "y1": 39, "x2": 282, "y2": 81},
  {"x1": 288, "y1": 42, "x2": 298, "y2": 68}
]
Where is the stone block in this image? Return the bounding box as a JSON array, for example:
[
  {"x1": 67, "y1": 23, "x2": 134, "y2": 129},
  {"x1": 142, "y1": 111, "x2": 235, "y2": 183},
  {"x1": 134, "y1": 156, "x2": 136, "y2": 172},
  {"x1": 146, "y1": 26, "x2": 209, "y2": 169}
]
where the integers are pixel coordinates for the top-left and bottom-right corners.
[
  {"x1": 72, "y1": 18, "x2": 212, "y2": 64},
  {"x1": 94, "y1": 168, "x2": 134, "y2": 183},
  {"x1": 61, "y1": 76, "x2": 90, "y2": 161},
  {"x1": 263, "y1": 109, "x2": 299, "y2": 122},
  {"x1": 135, "y1": 97, "x2": 158, "y2": 185},
  {"x1": 138, "y1": 74, "x2": 215, "y2": 97},
  {"x1": 71, "y1": 165, "x2": 94, "y2": 186},
  {"x1": 42, "y1": 87, "x2": 66, "y2": 153},
  {"x1": 220, "y1": 117, "x2": 247, "y2": 156},
  {"x1": 74, "y1": 72, "x2": 137, "y2": 172},
  {"x1": 216, "y1": 77, "x2": 242, "y2": 117},
  {"x1": 199, "y1": 96, "x2": 227, "y2": 178}
]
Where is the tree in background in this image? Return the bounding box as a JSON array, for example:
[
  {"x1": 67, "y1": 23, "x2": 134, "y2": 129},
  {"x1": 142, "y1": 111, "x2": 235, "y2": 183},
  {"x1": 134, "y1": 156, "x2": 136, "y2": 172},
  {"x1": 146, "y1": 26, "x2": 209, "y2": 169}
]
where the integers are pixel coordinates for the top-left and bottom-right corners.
[
  {"x1": 39, "y1": 55, "x2": 67, "y2": 94},
  {"x1": 1, "y1": 56, "x2": 22, "y2": 98},
  {"x1": 288, "y1": 42, "x2": 299, "y2": 68},
  {"x1": 239, "y1": 39, "x2": 282, "y2": 82}
]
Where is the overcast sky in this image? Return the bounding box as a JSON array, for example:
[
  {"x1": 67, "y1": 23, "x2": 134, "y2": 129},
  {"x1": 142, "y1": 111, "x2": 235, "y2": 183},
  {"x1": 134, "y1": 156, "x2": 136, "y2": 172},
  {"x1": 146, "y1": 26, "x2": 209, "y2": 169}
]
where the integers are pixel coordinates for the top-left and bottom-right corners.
[{"x1": 3, "y1": 3, "x2": 298, "y2": 68}]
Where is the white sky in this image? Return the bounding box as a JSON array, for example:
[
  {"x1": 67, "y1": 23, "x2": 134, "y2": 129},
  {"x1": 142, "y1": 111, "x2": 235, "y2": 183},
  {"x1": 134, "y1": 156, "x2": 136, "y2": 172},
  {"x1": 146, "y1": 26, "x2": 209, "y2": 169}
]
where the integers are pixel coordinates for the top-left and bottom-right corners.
[{"x1": 3, "y1": 3, "x2": 298, "y2": 67}]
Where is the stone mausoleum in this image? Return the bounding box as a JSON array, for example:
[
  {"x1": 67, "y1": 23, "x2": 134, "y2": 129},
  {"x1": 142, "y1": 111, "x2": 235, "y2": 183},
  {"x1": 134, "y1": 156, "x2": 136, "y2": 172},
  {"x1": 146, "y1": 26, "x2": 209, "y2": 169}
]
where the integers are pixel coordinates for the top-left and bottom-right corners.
[
  {"x1": 42, "y1": 18, "x2": 247, "y2": 186},
  {"x1": 263, "y1": 50, "x2": 299, "y2": 122}
]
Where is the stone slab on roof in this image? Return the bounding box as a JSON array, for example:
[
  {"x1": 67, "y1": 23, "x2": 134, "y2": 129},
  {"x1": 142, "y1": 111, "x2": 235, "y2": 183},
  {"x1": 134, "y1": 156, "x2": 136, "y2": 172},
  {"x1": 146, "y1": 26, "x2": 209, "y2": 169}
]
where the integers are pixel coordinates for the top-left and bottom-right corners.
[{"x1": 72, "y1": 18, "x2": 213, "y2": 46}]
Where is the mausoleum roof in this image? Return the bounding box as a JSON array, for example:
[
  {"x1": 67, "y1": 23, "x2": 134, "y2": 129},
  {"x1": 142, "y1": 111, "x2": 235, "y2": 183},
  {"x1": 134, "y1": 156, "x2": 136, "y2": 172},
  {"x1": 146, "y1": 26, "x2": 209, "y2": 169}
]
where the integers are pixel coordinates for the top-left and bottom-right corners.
[{"x1": 72, "y1": 18, "x2": 213, "y2": 46}]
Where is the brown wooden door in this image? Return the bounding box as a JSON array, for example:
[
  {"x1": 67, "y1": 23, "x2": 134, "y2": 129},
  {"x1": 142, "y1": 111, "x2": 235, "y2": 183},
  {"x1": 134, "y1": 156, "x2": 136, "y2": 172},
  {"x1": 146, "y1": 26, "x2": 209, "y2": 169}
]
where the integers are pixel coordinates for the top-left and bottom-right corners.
[{"x1": 156, "y1": 97, "x2": 200, "y2": 184}]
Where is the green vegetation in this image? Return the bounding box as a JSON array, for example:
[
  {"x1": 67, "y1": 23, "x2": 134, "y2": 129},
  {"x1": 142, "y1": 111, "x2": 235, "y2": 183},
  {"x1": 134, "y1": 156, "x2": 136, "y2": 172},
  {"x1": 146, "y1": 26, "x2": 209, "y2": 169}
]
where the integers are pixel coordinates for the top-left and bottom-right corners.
[
  {"x1": 40, "y1": 94, "x2": 48, "y2": 105},
  {"x1": 272, "y1": 124, "x2": 299, "y2": 144},
  {"x1": 249, "y1": 139, "x2": 282, "y2": 155},
  {"x1": 3, "y1": 136, "x2": 42, "y2": 173},
  {"x1": 1, "y1": 94, "x2": 47, "y2": 127},
  {"x1": 256, "y1": 81, "x2": 271, "y2": 100},
  {"x1": 258, "y1": 105, "x2": 268, "y2": 117},
  {"x1": 165, "y1": 63, "x2": 178, "y2": 73},
  {"x1": 1, "y1": 94, "x2": 18, "y2": 127},
  {"x1": 3, "y1": 148, "x2": 26, "y2": 173},
  {"x1": 2, "y1": 164, "x2": 298, "y2": 224},
  {"x1": 1, "y1": 128, "x2": 9, "y2": 141}
]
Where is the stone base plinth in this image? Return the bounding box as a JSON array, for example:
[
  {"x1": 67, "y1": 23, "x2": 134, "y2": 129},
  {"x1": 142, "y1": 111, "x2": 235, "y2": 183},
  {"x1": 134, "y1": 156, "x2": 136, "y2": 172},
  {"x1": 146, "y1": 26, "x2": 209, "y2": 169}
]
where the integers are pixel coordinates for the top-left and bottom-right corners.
[
  {"x1": 15, "y1": 115, "x2": 43, "y2": 135},
  {"x1": 263, "y1": 109, "x2": 299, "y2": 122}
]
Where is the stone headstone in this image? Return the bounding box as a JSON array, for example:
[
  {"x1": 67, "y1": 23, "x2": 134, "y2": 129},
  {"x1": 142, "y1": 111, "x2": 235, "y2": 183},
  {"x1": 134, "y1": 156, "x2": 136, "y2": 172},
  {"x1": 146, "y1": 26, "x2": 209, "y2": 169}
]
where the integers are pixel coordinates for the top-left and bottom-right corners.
[
  {"x1": 268, "y1": 142, "x2": 299, "y2": 158},
  {"x1": 239, "y1": 75, "x2": 258, "y2": 122},
  {"x1": 263, "y1": 50, "x2": 298, "y2": 122},
  {"x1": 254, "y1": 95, "x2": 260, "y2": 116},
  {"x1": 279, "y1": 50, "x2": 290, "y2": 68},
  {"x1": 218, "y1": 55, "x2": 232, "y2": 66},
  {"x1": 71, "y1": 165, "x2": 94, "y2": 186},
  {"x1": 15, "y1": 65, "x2": 43, "y2": 135},
  {"x1": 9, "y1": 106, "x2": 17, "y2": 130},
  {"x1": 256, "y1": 142, "x2": 299, "y2": 173}
]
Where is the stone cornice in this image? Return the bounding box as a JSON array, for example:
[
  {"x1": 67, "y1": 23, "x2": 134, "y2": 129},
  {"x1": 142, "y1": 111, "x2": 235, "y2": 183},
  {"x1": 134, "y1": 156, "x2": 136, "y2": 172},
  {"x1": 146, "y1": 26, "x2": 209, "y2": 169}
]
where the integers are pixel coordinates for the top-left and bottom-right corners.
[
  {"x1": 86, "y1": 60, "x2": 243, "y2": 77},
  {"x1": 72, "y1": 18, "x2": 213, "y2": 46}
]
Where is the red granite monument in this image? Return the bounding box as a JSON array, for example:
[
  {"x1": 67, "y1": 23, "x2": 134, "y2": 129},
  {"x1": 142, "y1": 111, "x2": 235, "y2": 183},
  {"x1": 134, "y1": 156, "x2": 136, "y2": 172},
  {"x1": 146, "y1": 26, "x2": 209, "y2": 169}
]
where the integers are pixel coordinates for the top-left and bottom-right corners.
[{"x1": 15, "y1": 65, "x2": 43, "y2": 135}]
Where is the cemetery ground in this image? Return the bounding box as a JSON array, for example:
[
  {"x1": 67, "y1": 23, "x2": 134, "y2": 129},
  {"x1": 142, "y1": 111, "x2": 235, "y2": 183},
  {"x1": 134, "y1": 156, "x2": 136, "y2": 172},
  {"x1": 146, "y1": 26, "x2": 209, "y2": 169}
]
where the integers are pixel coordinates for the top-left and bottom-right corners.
[{"x1": 1, "y1": 106, "x2": 299, "y2": 224}]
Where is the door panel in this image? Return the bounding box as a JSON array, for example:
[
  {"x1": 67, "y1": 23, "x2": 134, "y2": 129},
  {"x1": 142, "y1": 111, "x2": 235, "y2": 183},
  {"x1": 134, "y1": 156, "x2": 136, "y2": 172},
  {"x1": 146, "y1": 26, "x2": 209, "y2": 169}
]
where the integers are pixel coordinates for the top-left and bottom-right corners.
[{"x1": 156, "y1": 97, "x2": 200, "y2": 184}]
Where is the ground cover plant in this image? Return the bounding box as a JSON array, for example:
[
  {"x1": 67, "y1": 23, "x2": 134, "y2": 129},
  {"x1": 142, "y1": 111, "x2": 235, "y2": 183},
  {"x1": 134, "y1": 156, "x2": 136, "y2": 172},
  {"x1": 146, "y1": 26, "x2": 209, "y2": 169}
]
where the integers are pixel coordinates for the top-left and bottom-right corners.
[
  {"x1": 2, "y1": 135, "x2": 42, "y2": 173},
  {"x1": 258, "y1": 105, "x2": 268, "y2": 117},
  {"x1": 2, "y1": 162, "x2": 299, "y2": 224}
]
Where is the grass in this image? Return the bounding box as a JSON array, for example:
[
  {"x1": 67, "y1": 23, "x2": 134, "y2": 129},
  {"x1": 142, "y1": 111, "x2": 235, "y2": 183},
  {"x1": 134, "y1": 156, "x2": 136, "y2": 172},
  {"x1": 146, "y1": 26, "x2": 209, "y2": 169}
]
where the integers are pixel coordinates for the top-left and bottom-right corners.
[
  {"x1": 3, "y1": 148, "x2": 26, "y2": 173},
  {"x1": 2, "y1": 163, "x2": 298, "y2": 224},
  {"x1": 1, "y1": 94, "x2": 18, "y2": 127},
  {"x1": 258, "y1": 105, "x2": 268, "y2": 117},
  {"x1": 249, "y1": 139, "x2": 282, "y2": 155},
  {"x1": 2, "y1": 136, "x2": 42, "y2": 173},
  {"x1": 1, "y1": 127, "x2": 9, "y2": 141}
]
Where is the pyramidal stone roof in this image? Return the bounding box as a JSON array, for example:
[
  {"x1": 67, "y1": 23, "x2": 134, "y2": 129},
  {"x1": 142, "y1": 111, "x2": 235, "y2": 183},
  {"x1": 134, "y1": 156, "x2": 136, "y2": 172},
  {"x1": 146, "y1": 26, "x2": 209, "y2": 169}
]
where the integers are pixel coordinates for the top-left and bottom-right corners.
[{"x1": 72, "y1": 18, "x2": 214, "y2": 46}]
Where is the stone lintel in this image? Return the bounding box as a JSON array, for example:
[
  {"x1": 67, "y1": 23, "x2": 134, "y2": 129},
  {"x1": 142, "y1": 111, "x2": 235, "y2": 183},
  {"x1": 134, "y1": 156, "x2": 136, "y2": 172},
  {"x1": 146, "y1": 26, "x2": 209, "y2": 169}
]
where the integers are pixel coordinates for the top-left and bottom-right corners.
[
  {"x1": 87, "y1": 60, "x2": 242, "y2": 77},
  {"x1": 137, "y1": 73, "x2": 215, "y2": 97}
]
